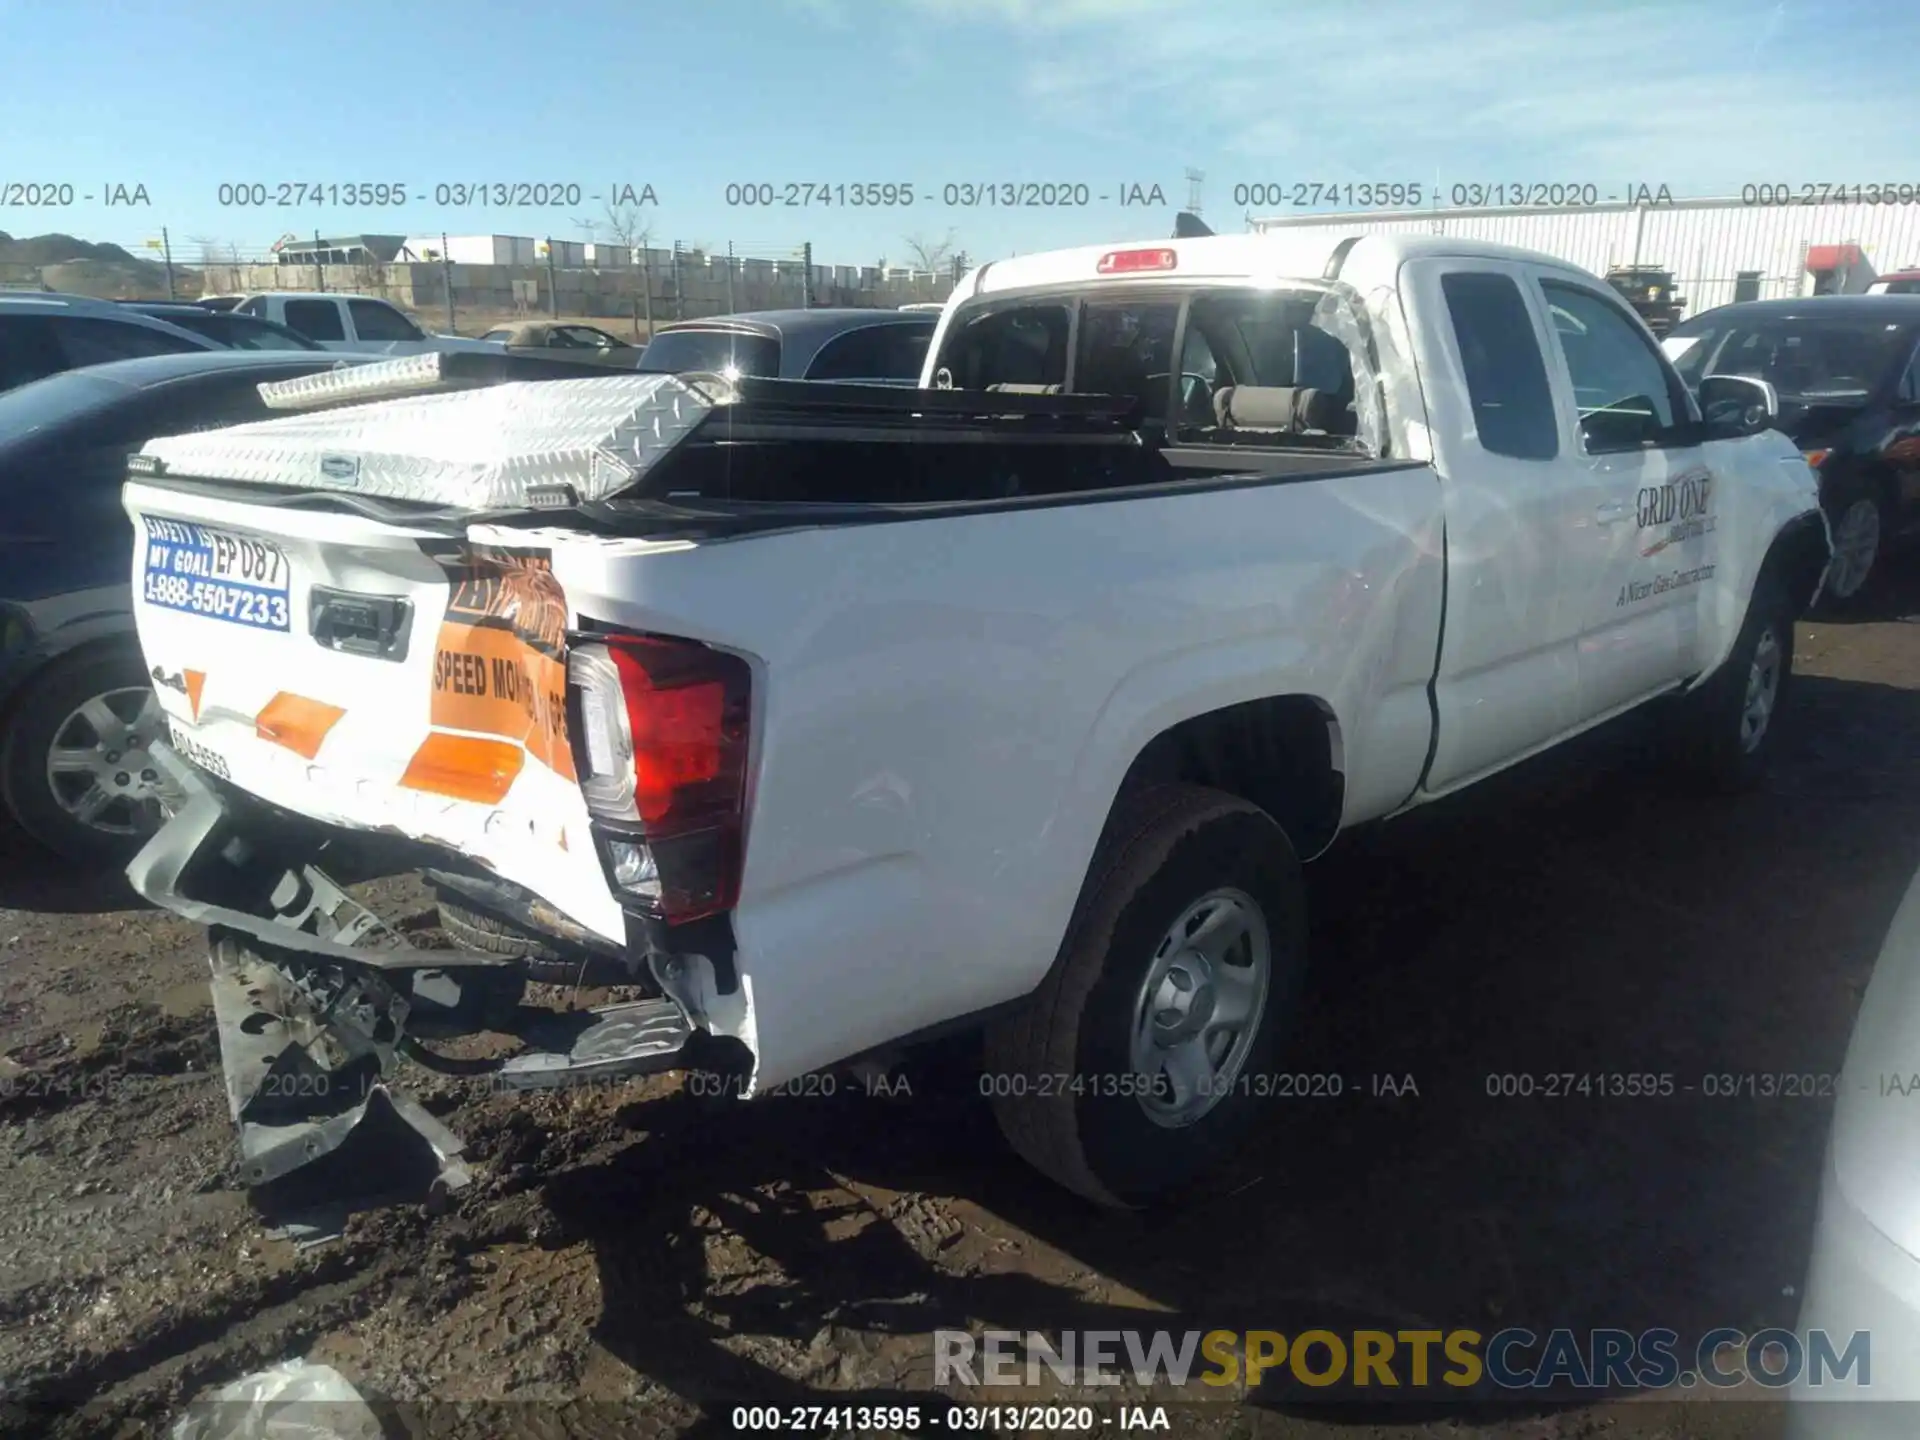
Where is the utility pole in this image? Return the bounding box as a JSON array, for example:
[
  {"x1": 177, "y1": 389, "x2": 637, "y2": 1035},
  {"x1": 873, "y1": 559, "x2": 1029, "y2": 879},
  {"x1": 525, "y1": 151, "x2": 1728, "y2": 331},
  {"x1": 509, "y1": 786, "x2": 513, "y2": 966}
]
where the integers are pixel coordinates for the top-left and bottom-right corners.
[
  {"x1": 671, "y1": 241, "x2": 684, "y2": 320},
  {"x1": 641, "y1": 247, "x2": 655, "y2": 336},
  {"x1": 442, "y1": 232, "x2": 455, "y2": 333},
  {"x1": 801, "y1": 241, "x2": 813, "y2": 308},
  {"x1": 160, "y1": 227, "x2": 176, "y2": 299},
  {"x1": 725, "y1": 240, "x2": 736, "y2": 314},
  {"x1": 314, "y1": 229, "x2": 325, "y2": 292},
  {"x1": 545, "y1": 238, "x2": 559, "y2": 317}
]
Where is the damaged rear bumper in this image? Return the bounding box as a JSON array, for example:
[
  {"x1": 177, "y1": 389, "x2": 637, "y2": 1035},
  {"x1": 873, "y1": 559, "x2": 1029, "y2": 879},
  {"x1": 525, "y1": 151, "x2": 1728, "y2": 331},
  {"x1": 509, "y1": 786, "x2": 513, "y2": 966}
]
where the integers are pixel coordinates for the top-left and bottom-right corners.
[{"x1": 126, "y1": 746, "x2": 724, "y2": 1196}]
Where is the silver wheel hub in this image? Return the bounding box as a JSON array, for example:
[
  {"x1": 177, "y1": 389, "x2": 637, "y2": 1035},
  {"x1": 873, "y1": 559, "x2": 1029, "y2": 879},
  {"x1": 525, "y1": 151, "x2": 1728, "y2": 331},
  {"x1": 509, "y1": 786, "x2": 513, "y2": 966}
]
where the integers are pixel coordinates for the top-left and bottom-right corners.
[
  {"x1": 1740, "y1": 625, "x2": 1782, "y2": 754},
  {"x1": 1826, "y1": 499, "x2": 1880, "y2": 600},
  {"x1": 45, "y1": 686, "x2": 179, "y2": 836},
  {"x1": 1129, "y1": 887, "x2": 1271, "y2": 1129}
]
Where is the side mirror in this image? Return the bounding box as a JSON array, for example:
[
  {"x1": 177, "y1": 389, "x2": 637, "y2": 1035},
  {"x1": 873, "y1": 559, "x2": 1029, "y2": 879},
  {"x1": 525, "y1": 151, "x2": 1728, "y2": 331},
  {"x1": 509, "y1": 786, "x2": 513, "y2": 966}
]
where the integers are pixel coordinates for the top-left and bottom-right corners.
[{"x1": 1698, "y1": 373, "x2": 1778, "y2": 437}]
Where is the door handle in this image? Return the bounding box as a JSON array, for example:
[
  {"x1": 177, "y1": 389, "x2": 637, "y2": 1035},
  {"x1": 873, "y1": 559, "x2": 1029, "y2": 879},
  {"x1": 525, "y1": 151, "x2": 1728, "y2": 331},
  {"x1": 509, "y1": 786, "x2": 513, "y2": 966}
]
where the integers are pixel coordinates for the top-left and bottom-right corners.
[{"x1": 1594, "y1": 500, "x2": 1632, "y2": 525}]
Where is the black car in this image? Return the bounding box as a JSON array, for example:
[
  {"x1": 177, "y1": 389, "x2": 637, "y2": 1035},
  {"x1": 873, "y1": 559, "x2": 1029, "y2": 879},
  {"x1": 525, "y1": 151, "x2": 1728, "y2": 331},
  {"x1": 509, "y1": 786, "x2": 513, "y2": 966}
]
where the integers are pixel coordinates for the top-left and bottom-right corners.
[
  {"x1": 0, "y1": 350, "x2": 375, "y2": 860},
  {"x1": 638, "y1": 308, "x2": 936, "y2": 385},
  {"x1": 118, "y1": 301, "x2": 325, "y2": 352},
  {"x1": 0, "y1": 293, "x2": 220, "y2": 394},
  {"x1": 1667, "y1": 295, "x2": 1920, "y2": 604}
]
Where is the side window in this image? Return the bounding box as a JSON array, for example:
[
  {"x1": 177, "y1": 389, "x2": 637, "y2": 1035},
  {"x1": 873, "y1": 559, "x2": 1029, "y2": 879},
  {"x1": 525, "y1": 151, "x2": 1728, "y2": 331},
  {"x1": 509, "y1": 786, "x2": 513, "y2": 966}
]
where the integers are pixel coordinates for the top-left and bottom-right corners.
[
  {"x1": 807, "y1": 324, "x2": 928, "y2": 382},
  {"x1": 0, "y1": 316, "x2": 67, "y2": 391},
  {"x1": 936, "y1": 304, "x2": 1071, "y2": 390},
  {"x1": 282, "y1": 300, "x2": 347, "y2": 342},
  {"x1": 55, "y1": 317, "x2": 205, "y2": 367},
  {"x1": 235, "y1": 297, "x2": 266, "y2": 317},
  {"x1": 806, "y1": 326, "x2": 887, "y2": 380},
  {"x1": 1439, "y1": 271, "x2": 1560, "y2": 461},
  {"x1": 1539, "y1": 280, "x2": 1689, "y2": 453},
  {"x1": 347, "y1": 300, "x2": 422, "y2": 341}
]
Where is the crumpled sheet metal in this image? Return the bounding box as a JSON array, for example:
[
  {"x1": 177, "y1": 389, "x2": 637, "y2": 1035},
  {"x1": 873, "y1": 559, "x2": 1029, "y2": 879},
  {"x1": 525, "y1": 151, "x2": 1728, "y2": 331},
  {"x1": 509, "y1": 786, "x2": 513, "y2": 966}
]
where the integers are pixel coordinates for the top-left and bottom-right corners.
[{"x1": 136, "y1": 372, "x2": 716, "y2": 509}]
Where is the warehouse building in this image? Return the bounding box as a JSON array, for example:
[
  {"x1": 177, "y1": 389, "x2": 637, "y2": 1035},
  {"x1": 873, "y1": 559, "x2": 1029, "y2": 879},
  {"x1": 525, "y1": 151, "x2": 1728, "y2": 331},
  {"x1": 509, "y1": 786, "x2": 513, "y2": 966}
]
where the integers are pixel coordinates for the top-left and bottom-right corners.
[{"x1": 1250, "y1": 196, "x2": 1920, "y2": 320}]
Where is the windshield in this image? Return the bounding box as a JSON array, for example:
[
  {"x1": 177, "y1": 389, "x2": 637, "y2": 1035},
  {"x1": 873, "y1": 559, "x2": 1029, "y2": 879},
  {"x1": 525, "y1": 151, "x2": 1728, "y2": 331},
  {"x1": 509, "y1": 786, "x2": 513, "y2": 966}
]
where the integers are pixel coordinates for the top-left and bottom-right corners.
[
  {"x1": 638, "y1": 328, "x2": 782, "y2": 378},
  {"x1": 1670, "y1": 313, "x2": 1915, "y2": 400}
]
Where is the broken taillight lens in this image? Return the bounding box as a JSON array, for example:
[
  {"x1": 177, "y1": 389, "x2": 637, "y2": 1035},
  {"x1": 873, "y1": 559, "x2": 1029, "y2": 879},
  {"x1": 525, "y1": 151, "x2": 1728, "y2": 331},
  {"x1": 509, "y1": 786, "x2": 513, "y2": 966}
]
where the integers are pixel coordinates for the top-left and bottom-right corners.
[{"x1": 567, "y1": 633, "x2": 752, "y2": 923}]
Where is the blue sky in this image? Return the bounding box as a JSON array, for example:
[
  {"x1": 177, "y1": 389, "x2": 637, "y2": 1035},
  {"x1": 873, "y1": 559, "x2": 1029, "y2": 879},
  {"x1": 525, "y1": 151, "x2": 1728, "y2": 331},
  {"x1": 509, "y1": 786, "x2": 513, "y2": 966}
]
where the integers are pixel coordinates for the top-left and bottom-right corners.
[{"x1": 3, "y1": 0, "x2": 1916, "y2": 269}]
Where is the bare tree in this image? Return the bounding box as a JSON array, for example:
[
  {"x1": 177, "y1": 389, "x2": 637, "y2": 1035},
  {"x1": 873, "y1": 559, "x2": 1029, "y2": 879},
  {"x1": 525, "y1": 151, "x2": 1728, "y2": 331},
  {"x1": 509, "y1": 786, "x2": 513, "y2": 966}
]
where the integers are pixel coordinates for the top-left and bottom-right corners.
[{"x1": 903, "y1": 228, "x2": 961, "y2": 273}]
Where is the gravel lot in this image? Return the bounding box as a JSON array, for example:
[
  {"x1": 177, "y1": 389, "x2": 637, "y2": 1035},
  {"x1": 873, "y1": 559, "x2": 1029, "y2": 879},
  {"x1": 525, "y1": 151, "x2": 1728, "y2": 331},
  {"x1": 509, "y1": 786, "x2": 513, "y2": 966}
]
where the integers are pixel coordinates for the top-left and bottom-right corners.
[{"x1": 3, "y1": 572, "x2": 1917, "y2": 1440}]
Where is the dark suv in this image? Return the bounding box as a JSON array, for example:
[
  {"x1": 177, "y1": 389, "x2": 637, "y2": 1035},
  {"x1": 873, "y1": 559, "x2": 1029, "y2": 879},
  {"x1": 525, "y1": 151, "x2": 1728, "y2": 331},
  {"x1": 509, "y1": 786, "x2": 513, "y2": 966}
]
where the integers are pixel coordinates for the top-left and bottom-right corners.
[{"x1": 0, "y1": 293, "x2": 218, "y2": 394}]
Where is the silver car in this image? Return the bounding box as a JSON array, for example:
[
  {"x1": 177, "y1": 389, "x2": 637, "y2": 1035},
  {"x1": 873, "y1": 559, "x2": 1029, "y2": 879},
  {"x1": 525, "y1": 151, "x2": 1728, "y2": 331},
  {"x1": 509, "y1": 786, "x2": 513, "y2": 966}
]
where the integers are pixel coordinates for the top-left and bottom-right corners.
[{"x1": 1789, "y1": 863, "x2": 1920, "y2": 1433}]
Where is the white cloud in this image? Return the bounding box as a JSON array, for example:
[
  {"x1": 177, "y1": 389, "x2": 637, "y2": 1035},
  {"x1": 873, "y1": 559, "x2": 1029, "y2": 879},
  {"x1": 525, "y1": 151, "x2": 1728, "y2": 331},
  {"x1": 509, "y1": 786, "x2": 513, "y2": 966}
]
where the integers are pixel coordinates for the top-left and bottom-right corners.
[{"x1": 862, "y1": 0, "x2": 1913, "y2": 187}]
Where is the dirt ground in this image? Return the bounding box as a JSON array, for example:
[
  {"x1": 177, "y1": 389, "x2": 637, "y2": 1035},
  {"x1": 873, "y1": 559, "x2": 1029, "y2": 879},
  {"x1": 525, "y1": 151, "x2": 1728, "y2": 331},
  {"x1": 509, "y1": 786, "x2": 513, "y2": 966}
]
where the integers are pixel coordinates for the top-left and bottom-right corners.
[{"x1": 3, "y1": 572, "x2": 1919, "y2": 1440}]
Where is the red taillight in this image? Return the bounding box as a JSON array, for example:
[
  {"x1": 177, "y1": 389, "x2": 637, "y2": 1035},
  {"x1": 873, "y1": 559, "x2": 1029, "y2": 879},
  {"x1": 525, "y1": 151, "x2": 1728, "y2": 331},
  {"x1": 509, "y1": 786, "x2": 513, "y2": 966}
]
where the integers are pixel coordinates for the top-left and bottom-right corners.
[
  {"x1": 1096, "y1": 247, "x2": 1177, "y2": 275},
  {"x1": 568, "y1": 633, "x2": 752, "y2": 923},
  {"x1": 607, "y1": 647, "x2": 726, "y2": 823}
]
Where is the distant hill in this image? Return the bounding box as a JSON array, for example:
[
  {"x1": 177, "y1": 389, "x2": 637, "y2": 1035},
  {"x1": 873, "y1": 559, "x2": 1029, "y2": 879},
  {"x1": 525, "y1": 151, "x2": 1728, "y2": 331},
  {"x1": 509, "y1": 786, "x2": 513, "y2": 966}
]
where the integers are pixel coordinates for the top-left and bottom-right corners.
[
  {"x1": 0, "y1": 230, "x2": 142, "y2": 266},
  {"x1": 0, "y1": 230, "x2": 199, "y2": 298}
]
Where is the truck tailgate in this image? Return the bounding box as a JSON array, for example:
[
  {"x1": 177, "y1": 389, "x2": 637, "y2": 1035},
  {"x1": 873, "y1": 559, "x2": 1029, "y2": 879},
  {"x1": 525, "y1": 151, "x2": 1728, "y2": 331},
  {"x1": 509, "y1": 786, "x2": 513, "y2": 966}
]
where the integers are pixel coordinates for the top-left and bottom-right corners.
[{"x1": 123, "y1": 481, "x2": 624, "y2": 942}]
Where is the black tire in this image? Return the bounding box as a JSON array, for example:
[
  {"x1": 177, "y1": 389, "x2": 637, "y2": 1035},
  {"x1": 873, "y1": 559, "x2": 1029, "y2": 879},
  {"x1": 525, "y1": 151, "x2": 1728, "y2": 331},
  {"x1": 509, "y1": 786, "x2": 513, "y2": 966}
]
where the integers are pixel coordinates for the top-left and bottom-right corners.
[
  {"x1": 1, "y1": 645, "x2": 171, "y2": 864},
  {"x1": 1667, "y1": 576, "x2": 1795, "y2": 793},
  {"x1": 1814, "y1": 484, "x2": 1888, "y2": 612},
  {"x1": 984, "y1": 784, "x2": 1307, "y2": 1208},
  {"x1": 434, "y1": 897, "x2": 619, "y2": 986}
]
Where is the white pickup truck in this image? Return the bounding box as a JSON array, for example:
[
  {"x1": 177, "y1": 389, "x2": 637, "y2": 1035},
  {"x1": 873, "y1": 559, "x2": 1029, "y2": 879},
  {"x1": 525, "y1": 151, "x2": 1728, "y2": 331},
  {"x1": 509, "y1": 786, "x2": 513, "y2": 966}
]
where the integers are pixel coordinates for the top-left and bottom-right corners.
[
  {"x1": 230, "y1": 291, "x2": 495, "y2": 355},
  {"x1": 119, "y1": 232, "x2": 1828, "y2": 1208}
]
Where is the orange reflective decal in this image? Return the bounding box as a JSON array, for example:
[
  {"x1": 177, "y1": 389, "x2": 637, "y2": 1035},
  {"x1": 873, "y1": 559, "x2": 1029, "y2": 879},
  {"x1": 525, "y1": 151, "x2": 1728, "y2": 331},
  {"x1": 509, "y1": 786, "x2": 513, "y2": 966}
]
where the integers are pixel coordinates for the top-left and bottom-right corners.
[
  {"x1": 427, "y1": 547, "x2": 575, "y2": 782},
  {"x1": 184, "y1": 670, "x2": 206, "y2": 721},
  {"x1": 399, "y1": 732, "x2": 525, "y2": 805},
  {"x1": 255, "y1": 692, "x2": 345, "y2": 760}
]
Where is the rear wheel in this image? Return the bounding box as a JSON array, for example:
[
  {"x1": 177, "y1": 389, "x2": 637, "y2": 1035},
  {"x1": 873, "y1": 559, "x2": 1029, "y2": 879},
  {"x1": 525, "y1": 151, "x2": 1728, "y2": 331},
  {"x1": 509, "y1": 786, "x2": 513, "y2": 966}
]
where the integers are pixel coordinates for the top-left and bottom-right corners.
[
  {"x1": 984, "y1": 784, "x2": 1307, "y2": 1208},
  {"x1": 1, "y1": 647, "x2": 179, "y2": 863}
]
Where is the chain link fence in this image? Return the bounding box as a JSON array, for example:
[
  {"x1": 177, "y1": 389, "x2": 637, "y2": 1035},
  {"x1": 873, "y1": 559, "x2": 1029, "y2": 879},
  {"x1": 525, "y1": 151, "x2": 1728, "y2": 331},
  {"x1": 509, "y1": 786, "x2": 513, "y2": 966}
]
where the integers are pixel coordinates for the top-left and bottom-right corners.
[{"x1": 1, "y1": 234, "x2": 965, "y2": 338}]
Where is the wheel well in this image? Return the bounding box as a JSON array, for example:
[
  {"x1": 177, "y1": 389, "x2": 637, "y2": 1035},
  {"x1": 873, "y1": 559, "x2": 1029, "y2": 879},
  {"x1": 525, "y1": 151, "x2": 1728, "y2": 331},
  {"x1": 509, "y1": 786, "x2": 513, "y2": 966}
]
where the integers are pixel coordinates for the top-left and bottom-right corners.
[
  {"x1": 1110, "y1": 695, "x2": 1344, "y2": 859},
  {"x1": 0, "y1": 632, "x2": 143, "y2": 733},
  {"x1": 1762, "y1": 510, "x2": 1833, "y2": 614}
]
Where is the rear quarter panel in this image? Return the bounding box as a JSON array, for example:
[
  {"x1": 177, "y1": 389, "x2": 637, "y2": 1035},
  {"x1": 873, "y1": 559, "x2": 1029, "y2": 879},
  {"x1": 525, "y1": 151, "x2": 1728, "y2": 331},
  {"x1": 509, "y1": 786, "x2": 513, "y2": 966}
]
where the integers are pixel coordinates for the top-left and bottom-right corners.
[{"x1": 552, "y1": 471, "x2": 1444, "y2": 1088}]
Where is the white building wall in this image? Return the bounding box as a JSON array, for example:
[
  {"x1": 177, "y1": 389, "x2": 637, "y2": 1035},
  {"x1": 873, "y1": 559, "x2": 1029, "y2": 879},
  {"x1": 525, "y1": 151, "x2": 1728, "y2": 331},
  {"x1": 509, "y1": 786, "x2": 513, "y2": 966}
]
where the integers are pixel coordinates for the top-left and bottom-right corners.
[
  {"x1": 404, "y1": 235, "x2": 541, "y2": 266},
  {"x1": 1251, "y1": 199, "x2": 1920, "y2": 319}
]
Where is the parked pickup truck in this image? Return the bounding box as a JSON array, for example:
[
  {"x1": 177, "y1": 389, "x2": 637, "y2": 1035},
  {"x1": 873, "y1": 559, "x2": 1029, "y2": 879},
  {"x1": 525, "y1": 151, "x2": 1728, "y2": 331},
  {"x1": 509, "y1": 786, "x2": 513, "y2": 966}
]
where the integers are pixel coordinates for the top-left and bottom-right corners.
[
  {"x1": 118, "y1": 232, "x2": 1829, "y2": 1209},
  {"x1": 228, "y1": 291, "x2": 495, "y2": 355}
]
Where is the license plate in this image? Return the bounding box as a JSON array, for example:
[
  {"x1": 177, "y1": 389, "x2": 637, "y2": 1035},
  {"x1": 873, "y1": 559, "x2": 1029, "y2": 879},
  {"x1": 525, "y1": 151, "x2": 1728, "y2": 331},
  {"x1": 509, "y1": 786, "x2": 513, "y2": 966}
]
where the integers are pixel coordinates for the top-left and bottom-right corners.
[{"x1": 140, "y1": 516, "x2": 291, "y2": 631}]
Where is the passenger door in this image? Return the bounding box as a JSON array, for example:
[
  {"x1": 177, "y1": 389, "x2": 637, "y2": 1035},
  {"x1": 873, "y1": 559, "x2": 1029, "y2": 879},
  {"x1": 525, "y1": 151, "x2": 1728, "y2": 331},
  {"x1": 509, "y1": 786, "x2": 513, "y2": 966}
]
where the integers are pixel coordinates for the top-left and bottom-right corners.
[
  {"x1": 1532, "y1": 276, "x2": 1719, "y2": 716},
  {"x1": 1402, "y1": 260, "x2": 1588, "y2": 792}
]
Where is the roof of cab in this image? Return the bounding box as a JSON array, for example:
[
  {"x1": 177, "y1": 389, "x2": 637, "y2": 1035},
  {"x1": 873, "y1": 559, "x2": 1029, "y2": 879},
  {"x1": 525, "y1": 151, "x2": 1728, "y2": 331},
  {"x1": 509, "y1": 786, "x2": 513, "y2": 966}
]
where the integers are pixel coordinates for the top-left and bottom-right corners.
[{"x1": 962, "y1": 231, "x2": 1607, "y2": 300}]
